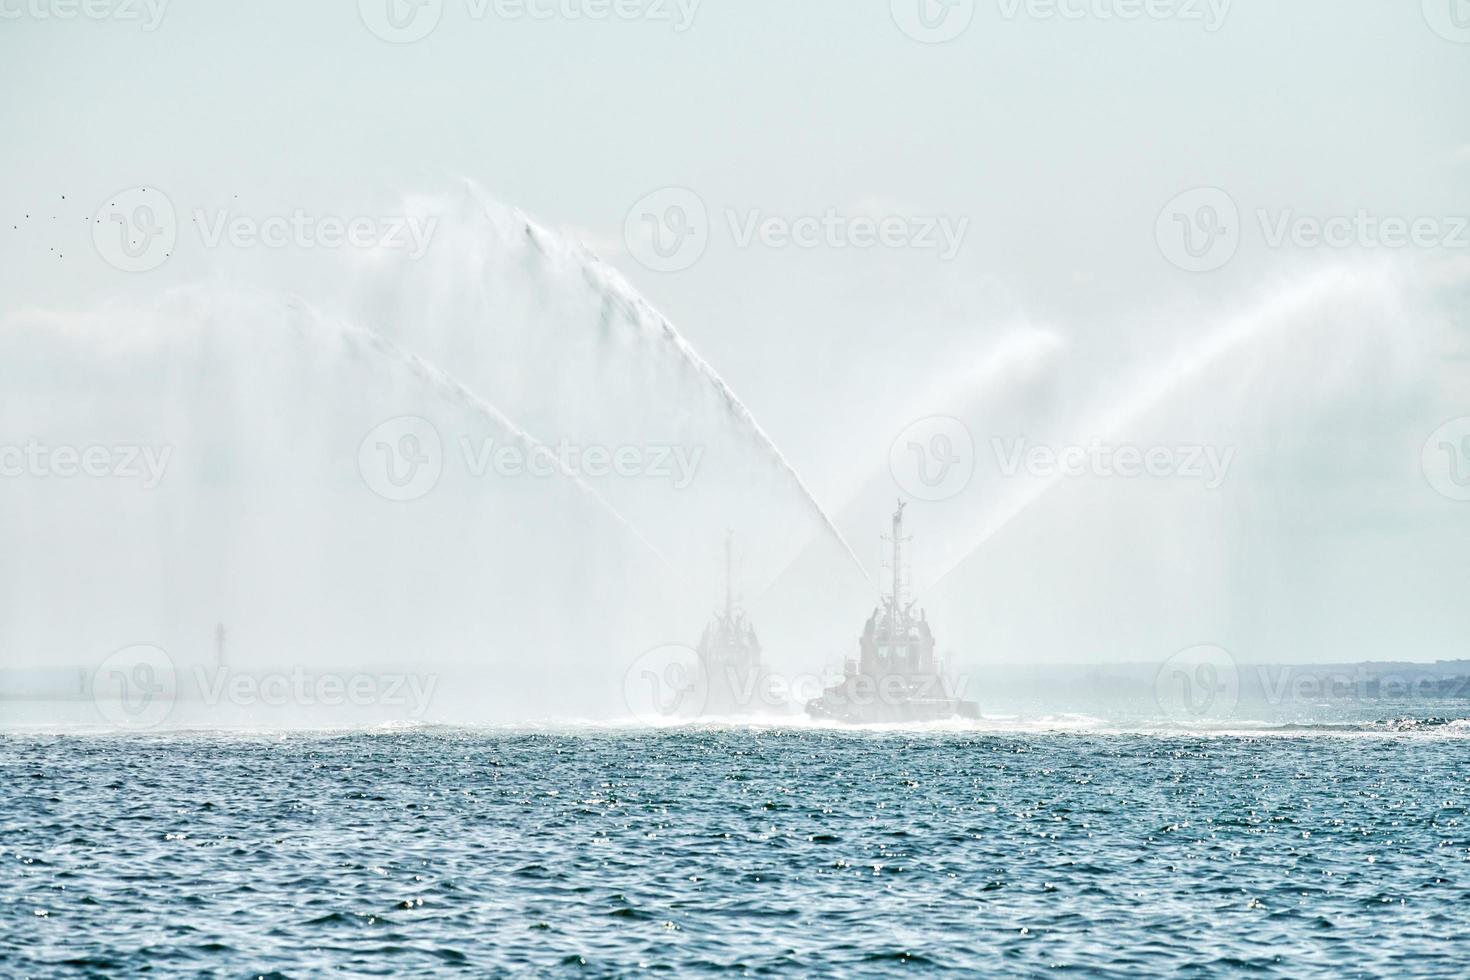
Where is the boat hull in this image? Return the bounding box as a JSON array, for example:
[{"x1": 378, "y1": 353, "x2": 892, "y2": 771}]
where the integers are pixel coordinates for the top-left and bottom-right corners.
[{"x1": 805, "y1": 679, "x2": 979, "y2": 725}]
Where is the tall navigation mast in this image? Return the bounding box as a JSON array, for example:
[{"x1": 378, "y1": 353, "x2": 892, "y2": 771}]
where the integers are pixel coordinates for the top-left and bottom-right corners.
[
  {"x1": 723, "y1": 529, "x2": 734, "y2": 618},
  {"x1": 882, "y1": 500, "x2": 911, "y2": 617}
]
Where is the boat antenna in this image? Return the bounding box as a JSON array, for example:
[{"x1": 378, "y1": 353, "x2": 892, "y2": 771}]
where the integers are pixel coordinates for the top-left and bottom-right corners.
[
  {"x1": 883, "y1": 500, "x2": 911, "y2": 612},
  {"x1": 724, "y1": 528, "x2": 734, "y2": 618}
]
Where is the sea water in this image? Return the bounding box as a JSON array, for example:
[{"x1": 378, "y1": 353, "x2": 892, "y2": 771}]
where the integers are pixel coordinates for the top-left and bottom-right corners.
[{"x1": 4, "y1": 725, "x2": 1469, "y2": 977}]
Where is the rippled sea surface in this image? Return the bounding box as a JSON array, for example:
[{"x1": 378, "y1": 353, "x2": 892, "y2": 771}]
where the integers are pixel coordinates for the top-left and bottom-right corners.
[{"x1": 5, "y1": 728, "x2": 1470, "y2": 977}]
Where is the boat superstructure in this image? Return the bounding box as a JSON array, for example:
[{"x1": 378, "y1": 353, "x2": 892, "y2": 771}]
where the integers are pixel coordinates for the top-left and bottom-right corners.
[
  {"x1": 805, "y1": 502, "x2": 979, "y2": 724},
  {"x1": 693, "y1": 532, "x2": 779, "y2": 716}
]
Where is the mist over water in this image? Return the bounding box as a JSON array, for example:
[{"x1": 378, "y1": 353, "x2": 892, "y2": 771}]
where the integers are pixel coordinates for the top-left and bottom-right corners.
[
  {"x1": 0, "y1": 184, "x2": 884, "y2": 726},
  {"x1": 759, "y1": 254, "x2": 1466, "y2": 680},
  {"x1": 1, "y1": 184, "x2": 1466, "y2": 729}
]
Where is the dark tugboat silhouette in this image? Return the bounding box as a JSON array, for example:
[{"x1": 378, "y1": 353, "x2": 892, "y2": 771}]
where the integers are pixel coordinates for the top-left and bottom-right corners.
[{"x1": 805, "y1": 502, "x2": 979, "y2": 724}]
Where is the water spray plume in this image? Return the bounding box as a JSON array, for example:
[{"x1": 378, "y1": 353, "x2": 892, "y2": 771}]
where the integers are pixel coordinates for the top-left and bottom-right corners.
[
  {"x1": 294, "y1": 297, "x2": 682, "y2": 578},
  {"x1": 923, "y1": 265, "x2": 1389, "y2": 595},
  {"x1": 460, "y1": 181, "x2": 873, "y2": 589}
]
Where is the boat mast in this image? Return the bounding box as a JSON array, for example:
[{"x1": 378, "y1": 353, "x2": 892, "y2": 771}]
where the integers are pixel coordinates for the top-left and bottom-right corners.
[
  {"x1": 892, "y1": 502, "x2": 904, "y2": 608},
  {"x1": 724, "y1": 529, "x2": 734, "y2": 619},
  {"x1": 883, "y1": 499, "x2": 910, "y2": 623}
]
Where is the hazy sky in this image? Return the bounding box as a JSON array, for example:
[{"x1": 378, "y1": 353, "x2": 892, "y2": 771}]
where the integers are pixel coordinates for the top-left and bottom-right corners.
[
  {"x1": 4, "y1": 1, "x2": 1467, "y2": 451},
  {"x1": 2, "y1": 0, "x2": 1468, "y2": 667}
]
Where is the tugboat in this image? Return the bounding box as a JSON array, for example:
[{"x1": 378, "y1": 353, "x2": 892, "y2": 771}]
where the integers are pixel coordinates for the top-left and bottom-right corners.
[
  {"x1": 806, "y1": 502, "x2": 980, "y2": 724},
  {"x1": 692, "y1": 532, "x2": 784, "y2": 717}
]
